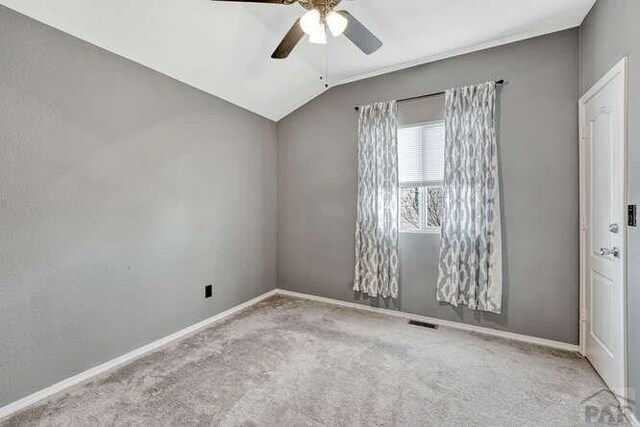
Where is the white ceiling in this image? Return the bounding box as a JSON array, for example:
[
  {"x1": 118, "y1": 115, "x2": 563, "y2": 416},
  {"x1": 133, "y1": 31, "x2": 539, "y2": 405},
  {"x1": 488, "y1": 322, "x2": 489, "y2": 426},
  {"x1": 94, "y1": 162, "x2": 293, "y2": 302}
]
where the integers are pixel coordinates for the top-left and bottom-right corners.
[{"x1": 1, "y1": 0, "x2": 595, "y2": 121}]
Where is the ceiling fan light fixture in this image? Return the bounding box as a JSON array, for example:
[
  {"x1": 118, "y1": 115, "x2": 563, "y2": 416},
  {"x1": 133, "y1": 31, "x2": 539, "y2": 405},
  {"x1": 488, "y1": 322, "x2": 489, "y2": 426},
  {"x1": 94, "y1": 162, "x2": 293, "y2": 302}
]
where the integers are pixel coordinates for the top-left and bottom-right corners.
[
  {"x1": 308, "y1": 23, "x2": 327, "y2": 44},
  {"x1": 326, "y1": 11, "x2": 348, "y2": 37},
  {"x1": 300, "y1": 8, "x2": 321, "y2": 35}
]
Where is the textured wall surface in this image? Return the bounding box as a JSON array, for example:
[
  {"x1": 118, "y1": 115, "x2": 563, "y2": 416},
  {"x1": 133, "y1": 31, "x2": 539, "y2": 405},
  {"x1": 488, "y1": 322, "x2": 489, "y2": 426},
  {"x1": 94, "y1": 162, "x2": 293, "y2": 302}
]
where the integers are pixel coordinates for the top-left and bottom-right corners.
[
  {"x1": 580, "y1": 0, "x2": 640, "y2": 418},
  {"x1": 0, "y1": 6, "x2": 277, "y2": 406},
  {"x1": 277, "y1": 30, "x2": 580, "y2": 344}
]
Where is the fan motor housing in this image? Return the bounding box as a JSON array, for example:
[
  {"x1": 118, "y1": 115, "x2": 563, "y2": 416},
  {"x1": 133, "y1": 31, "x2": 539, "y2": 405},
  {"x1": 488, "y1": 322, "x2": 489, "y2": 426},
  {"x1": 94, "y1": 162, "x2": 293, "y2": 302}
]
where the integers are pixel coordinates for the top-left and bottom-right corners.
[{"x1": 298, "y1": 0, "x2": 342, "y2": 12}]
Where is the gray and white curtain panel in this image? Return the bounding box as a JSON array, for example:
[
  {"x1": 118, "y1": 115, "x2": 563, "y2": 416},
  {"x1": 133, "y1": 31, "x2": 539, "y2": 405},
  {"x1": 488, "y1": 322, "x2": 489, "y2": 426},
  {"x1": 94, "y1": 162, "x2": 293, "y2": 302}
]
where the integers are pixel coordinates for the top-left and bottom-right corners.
[
  {"x1": 437, "y1": 82, "x2": 503, "y2": 313},
  {"x1": 353, "y1": 101, "x2": 400, "y2": 299}
]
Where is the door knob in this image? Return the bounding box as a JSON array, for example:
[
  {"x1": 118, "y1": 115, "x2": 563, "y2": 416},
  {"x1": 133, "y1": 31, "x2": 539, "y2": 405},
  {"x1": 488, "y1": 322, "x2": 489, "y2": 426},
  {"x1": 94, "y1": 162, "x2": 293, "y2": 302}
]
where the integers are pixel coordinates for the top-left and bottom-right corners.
[
  {"x1": 599, "y1": 247, "x2": 620, "y2": 258},
  {"x1": 609, "y1": 223, "x2": 619, "y2": 233}
]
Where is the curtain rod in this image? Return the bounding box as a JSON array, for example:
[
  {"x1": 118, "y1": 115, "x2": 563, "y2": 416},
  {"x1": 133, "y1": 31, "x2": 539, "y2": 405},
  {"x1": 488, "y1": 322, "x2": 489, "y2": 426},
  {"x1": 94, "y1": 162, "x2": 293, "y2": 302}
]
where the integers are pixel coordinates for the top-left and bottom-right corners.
[{"x1": 354, "y1": 79, "x2": 505, "y2": 111}]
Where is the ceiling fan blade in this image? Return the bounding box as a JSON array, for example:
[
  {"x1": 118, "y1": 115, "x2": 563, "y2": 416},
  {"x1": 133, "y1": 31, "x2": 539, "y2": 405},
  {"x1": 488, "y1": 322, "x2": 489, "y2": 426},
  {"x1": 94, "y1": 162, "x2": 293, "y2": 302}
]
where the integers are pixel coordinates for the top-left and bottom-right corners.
[
  {"x1": 338, "y1": 11, "x2": 382, "y2": 55},
  {"x1": 271, "y1": 18, "x2": 304, "y2": 59},
  {"x1": 211, "y1": 0, "x2": 296, "y2": 4}
]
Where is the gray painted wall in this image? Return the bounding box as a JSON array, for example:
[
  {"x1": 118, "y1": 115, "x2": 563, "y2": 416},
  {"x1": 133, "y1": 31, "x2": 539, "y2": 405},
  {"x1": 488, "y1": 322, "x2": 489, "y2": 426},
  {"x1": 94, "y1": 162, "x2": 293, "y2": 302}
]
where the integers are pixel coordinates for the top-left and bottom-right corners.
[
  {"x1": 580, "y1": 0, "x2": 640, "y2": 417},
  {"x1": 0, "y1": 6, "x2": 277, "y2": 406},
  {"x1": 277, "y1": 29, "x2": 580, "y2": 344}
]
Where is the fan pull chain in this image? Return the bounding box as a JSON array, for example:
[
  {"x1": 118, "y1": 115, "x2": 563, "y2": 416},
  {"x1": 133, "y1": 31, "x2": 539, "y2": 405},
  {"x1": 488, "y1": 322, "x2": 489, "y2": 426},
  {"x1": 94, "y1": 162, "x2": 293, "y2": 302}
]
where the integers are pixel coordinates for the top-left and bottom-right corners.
[
  {"x1": 323, "y1": 0, "x2": 330, "y2": 89},
  {"x1": 322, "y1": 42, "x2": 329, "y2": 89}
]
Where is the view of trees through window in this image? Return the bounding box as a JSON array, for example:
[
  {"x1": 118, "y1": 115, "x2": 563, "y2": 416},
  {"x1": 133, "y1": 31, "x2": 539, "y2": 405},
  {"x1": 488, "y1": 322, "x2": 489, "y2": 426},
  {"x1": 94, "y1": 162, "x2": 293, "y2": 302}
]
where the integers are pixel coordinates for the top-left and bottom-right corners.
[
  {"x1": 399, "y1": 186, "x2": 443, "y2": 231},
  {"x1": 400, "y1": 187, "x2": 420, "y2": 229}
]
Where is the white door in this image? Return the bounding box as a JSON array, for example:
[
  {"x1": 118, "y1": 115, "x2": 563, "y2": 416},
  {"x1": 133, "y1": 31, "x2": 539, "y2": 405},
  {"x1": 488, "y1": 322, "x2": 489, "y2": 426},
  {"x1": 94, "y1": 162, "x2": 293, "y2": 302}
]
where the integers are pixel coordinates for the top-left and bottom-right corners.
[{"x1": 579, "y1": 58, "x2": 627, "y2": 397}]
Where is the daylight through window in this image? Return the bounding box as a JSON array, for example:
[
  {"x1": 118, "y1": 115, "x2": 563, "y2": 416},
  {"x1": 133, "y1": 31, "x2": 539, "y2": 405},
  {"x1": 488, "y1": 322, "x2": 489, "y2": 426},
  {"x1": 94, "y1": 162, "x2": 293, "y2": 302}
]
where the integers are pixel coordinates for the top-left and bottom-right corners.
[{"x1": 398, "y1": 120, "x2": 445, "y2": 232}]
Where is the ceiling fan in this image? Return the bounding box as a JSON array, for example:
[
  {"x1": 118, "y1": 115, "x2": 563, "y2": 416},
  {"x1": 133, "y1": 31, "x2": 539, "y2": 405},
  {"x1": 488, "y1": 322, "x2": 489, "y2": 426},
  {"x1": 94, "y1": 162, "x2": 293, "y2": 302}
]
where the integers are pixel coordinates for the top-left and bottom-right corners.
[{"x1": 212, "y1": 0, "x2": 382, "y2": 59}]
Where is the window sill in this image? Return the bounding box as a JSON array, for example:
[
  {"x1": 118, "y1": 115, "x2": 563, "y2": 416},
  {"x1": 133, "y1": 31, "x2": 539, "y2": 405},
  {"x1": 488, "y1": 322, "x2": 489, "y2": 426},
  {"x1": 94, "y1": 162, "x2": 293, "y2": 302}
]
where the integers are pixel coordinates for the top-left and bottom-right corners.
[{"x1": 400, "y1": 229, "x2": 441, "y2": 235}]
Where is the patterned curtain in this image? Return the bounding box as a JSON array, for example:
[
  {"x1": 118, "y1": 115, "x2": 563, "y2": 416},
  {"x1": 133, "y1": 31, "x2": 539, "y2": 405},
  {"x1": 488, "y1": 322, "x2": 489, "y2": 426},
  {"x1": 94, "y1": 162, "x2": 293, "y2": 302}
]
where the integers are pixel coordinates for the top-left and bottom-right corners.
[
  {"x1": 437, "y1": 82, "x2": 503, "y2": 313},
  {"x1": 353, "y1": 101, "x2": 399, "y2": 299}
]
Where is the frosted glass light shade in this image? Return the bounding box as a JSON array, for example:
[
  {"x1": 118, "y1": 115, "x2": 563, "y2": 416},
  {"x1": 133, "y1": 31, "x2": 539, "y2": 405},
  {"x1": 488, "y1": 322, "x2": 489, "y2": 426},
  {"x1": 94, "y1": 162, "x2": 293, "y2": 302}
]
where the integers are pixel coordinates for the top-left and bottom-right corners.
[
  {"x1": 326, "y1": 11, "x2": 348, "y2": 37},
  {"x1": 300, "y1": 9, "x2": 321, "y2": 35},
  {"x1": 309, "y1": 24, "x2": 327, "y2": 44}
]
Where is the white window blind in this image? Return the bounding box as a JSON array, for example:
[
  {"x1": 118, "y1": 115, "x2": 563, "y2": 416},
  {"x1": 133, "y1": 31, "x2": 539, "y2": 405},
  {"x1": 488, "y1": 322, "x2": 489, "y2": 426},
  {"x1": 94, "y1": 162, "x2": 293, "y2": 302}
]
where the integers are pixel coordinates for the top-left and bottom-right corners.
[{"x1": 398, "y1": 120, "x2": 445, "y2": 187}]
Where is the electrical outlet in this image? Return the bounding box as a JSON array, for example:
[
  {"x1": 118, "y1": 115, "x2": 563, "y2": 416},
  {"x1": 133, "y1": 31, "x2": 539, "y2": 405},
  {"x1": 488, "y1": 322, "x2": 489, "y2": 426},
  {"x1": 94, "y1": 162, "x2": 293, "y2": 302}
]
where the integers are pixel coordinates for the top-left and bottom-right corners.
[{"x1": 205, "y1": 285, "x2": 213, "y2": 299}]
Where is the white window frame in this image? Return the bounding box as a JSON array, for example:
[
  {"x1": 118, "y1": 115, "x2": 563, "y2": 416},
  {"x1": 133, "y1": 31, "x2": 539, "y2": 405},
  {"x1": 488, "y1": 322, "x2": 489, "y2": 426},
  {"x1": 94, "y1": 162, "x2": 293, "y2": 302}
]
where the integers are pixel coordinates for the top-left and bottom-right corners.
[
  {"x1": 399, "y1": 185, "x2": 443, "y2": 235},
  {"x1": 398, "y1": 120, "x2": 445, "y2": 235}
]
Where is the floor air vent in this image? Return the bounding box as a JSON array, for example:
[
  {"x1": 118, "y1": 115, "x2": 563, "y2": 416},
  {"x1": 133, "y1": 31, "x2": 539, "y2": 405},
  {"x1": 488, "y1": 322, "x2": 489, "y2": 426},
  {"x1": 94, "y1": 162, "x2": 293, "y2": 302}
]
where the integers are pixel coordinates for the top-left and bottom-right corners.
[{"x1": 408, "y1": 319, "x2": 439, "y2": 329}]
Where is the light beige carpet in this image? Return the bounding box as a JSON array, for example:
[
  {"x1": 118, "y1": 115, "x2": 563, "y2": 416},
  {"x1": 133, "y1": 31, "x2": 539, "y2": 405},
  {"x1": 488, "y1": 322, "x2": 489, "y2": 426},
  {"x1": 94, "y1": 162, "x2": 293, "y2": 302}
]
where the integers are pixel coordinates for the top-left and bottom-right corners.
[{"x1": 1, "y1": 295, "x2": 626, "y2": 426}]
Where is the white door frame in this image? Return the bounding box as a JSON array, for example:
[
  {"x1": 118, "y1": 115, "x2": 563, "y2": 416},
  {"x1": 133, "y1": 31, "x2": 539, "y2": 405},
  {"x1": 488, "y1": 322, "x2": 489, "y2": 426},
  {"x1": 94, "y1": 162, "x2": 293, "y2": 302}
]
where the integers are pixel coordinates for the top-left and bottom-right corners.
[{"x1": 579, "y1": 57, "x2": 628, "y2": 396}]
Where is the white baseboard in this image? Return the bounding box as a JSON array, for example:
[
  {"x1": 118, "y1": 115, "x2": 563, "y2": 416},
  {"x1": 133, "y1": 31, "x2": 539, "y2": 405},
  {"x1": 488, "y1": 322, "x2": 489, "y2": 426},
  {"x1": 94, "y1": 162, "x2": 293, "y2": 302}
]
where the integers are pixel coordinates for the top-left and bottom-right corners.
[
  {"x1": 0, "y1": 286, "x2": 585, "y2": 421},
  {"x1": 0, "y1": 289, "x2": 279, "y2": 421},
  {"x1": 275, "y1": 289, "x2": 581, "y2": 353}
]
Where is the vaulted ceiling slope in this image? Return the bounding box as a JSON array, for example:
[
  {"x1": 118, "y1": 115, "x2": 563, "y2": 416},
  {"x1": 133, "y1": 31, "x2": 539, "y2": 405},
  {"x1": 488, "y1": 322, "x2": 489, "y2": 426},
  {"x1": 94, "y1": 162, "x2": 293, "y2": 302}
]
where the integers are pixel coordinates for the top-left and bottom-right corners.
[{"x1": 1, "y1": 0, "x2": 595, "y2": 121}]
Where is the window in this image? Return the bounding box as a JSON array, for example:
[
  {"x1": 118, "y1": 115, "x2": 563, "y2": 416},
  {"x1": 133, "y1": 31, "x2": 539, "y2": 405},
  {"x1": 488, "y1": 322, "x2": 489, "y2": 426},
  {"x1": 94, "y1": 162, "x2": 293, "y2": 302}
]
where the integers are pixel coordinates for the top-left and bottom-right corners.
[{"x1": 398, "y1": 120, "x2": 445, "y2": 233}]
